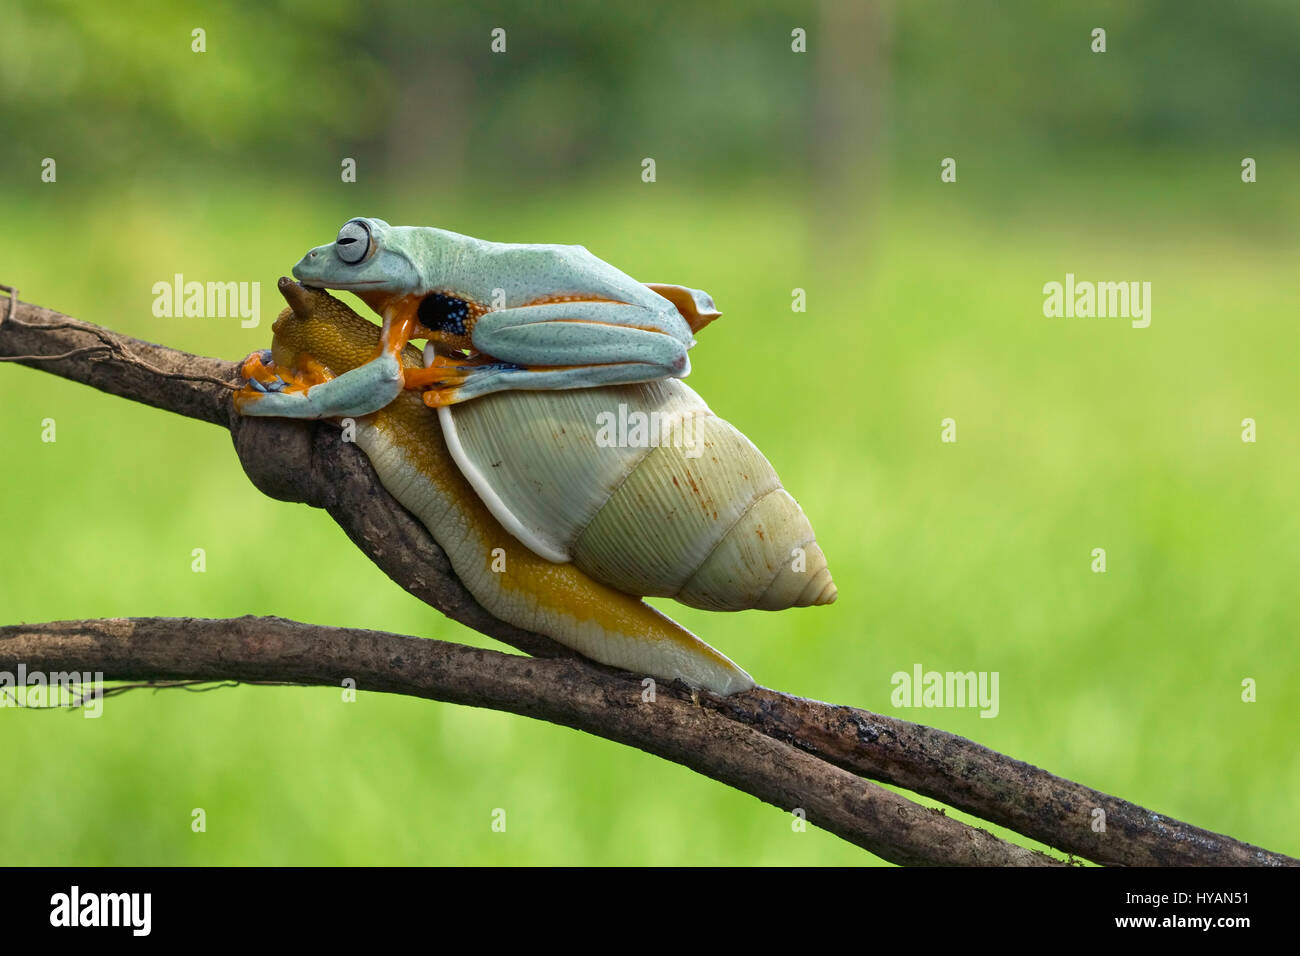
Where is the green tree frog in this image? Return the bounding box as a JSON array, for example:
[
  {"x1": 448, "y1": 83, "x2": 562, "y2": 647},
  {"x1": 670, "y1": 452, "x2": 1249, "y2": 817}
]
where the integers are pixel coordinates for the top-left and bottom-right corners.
[{"x1": 234, "y1": 218, "x2": 720, "y2": 418}]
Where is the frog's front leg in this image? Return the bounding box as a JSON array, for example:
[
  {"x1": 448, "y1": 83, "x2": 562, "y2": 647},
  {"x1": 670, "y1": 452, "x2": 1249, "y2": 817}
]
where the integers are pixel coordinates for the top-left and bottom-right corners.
[
  {"x1": 414, "y1": 300, "x2": 691, "y2": 406},
  {"x1": 233, "y1": 346, "x2": 403, "y2": 419}
]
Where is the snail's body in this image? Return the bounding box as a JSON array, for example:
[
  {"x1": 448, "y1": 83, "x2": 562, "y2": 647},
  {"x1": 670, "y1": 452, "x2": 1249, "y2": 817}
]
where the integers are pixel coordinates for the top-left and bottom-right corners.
[
  {"x1": 356, "y1": 380, "x2": 753, "y2": 694},
  {"x1": 255, "y1": 282, "x2": 834, "y2": 694}
]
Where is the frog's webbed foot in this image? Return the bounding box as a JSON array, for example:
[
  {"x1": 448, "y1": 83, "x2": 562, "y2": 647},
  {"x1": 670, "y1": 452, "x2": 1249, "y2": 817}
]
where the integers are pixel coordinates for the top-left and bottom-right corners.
[
  {"x1": 400, "y1": 351, "x2": 500, "y2": 406},
  {"x1": 234, "y1": 350, "x2": 311, "y2": 413},
  {"x1": 239, "y1": 349, "x2": 281, "y2": 388},
  {"x1": 412, "y1": 360, "x2": 514, "y2": 407},
  {"x1": 405, "y1": 301, "x2": 694, "y2": 407}
]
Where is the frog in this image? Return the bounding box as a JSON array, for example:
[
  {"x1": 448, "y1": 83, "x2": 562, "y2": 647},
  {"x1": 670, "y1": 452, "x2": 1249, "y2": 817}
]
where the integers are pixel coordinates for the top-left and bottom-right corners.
[{"x1": 234, "y1": 218, "x2": 721, "y2": 418}]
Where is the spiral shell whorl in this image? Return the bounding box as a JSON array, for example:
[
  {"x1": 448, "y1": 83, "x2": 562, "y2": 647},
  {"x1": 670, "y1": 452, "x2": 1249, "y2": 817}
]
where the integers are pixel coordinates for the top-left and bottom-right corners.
[{"x1": 442, "y1": 379, "x2": 834, "y2": 612}]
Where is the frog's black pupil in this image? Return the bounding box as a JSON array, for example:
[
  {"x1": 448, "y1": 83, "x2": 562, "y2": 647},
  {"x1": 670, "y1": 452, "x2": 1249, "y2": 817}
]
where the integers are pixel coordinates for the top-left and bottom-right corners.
[
  {"x1": 418, "y1": 293, "x2": 472, "y2": 335},
  {"x1": 338, "y1": 238, "x2": 355, "y2": 244}
]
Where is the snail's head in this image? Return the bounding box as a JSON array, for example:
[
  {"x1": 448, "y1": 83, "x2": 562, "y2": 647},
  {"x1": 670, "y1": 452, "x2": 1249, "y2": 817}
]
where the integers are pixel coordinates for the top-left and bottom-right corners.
[{"x1": 270, "y1": 277, "x2": 422, "y2": 376}]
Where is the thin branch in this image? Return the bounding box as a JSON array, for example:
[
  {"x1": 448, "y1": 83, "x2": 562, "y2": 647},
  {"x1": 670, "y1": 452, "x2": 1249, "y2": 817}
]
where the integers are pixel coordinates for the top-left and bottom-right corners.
[
  {"x1": 0, "y1": 290, "x2": 241, "y2": 426},
  {"x1": 0, "y1": 616, "x2": 1062, "y2": 867},
  {"x1": 709, "y1": 691, "x2": 1292, "y2": 866},
  {"x1": 1, "y1": 290, "x2": 1294, "y2": 867}
]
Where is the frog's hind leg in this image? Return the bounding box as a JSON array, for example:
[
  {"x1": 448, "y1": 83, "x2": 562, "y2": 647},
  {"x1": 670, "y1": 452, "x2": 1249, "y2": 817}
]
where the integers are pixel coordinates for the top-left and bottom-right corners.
[
  {"x1": 415, "y1": 358, "x2": 690, "y2": 407},
  {"x1": 413, "y1": 314, "x2": 692, "y2": 406}
]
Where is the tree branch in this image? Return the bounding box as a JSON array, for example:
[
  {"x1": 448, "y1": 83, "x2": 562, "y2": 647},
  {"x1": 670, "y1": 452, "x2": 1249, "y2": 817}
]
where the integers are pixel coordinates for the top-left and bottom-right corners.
[
  {"x1": 0, "y1": 616, "x2": 1061, "y2": 867},
  {"x1": 2, "y1": 288, "x2": 1293, "y2": 867}
]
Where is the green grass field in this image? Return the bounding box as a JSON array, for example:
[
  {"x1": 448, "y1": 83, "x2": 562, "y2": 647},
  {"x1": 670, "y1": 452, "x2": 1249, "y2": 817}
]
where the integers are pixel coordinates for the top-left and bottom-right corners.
[{"x1": 1, "y1": 164, "x2": 1295, "y2": 864}]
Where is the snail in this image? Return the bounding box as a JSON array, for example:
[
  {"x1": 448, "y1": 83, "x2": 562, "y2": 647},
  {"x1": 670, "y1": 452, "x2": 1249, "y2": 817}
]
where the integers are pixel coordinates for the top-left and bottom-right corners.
[{"x1": 239, "y1": 281, "x2": 835, "y2": 694}]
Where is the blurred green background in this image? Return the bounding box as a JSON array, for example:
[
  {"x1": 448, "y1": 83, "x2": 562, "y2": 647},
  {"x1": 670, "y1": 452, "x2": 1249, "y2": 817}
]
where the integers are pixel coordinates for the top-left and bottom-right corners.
[{"x1": 1, "y1": 0, "x2": 1296, "y2": 864}]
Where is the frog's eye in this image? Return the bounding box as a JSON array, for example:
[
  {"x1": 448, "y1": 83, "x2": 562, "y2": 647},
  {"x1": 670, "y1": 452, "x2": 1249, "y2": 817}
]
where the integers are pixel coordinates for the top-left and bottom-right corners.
[{"x1": 335, "y1": 220, "x2": 372, "y2": 265}]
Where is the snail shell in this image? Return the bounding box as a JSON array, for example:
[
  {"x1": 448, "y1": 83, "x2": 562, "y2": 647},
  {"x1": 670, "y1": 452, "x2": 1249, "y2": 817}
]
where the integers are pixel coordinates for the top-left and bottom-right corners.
[{"x1": 437, "y1": 378, "x2": 836, "y2": 611}]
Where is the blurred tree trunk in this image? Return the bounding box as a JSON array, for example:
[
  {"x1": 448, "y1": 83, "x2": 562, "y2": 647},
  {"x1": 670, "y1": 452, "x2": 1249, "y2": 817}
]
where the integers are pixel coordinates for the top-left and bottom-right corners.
[{"x1": 811, "y1": 0, "x2": 891, "y2": 263}]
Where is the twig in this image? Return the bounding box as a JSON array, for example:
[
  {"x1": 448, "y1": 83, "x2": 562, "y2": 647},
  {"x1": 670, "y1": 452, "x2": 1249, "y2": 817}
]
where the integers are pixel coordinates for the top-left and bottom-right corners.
[{"x1": 709, "y1": 691, "x2": 1291, "y2": 866}]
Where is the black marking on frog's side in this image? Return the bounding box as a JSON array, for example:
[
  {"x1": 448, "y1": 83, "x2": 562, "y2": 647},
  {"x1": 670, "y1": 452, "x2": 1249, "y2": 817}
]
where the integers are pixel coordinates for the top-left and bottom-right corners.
[{"x1": 418, "y1": 292, "x2": 473, "y2": 335}]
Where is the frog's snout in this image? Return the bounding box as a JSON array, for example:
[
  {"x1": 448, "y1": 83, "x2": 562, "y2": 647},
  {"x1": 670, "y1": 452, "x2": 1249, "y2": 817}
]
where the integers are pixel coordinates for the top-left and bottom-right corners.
[{"x1": 291, "y1": 244, "x2": 331, "y2": 289}]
